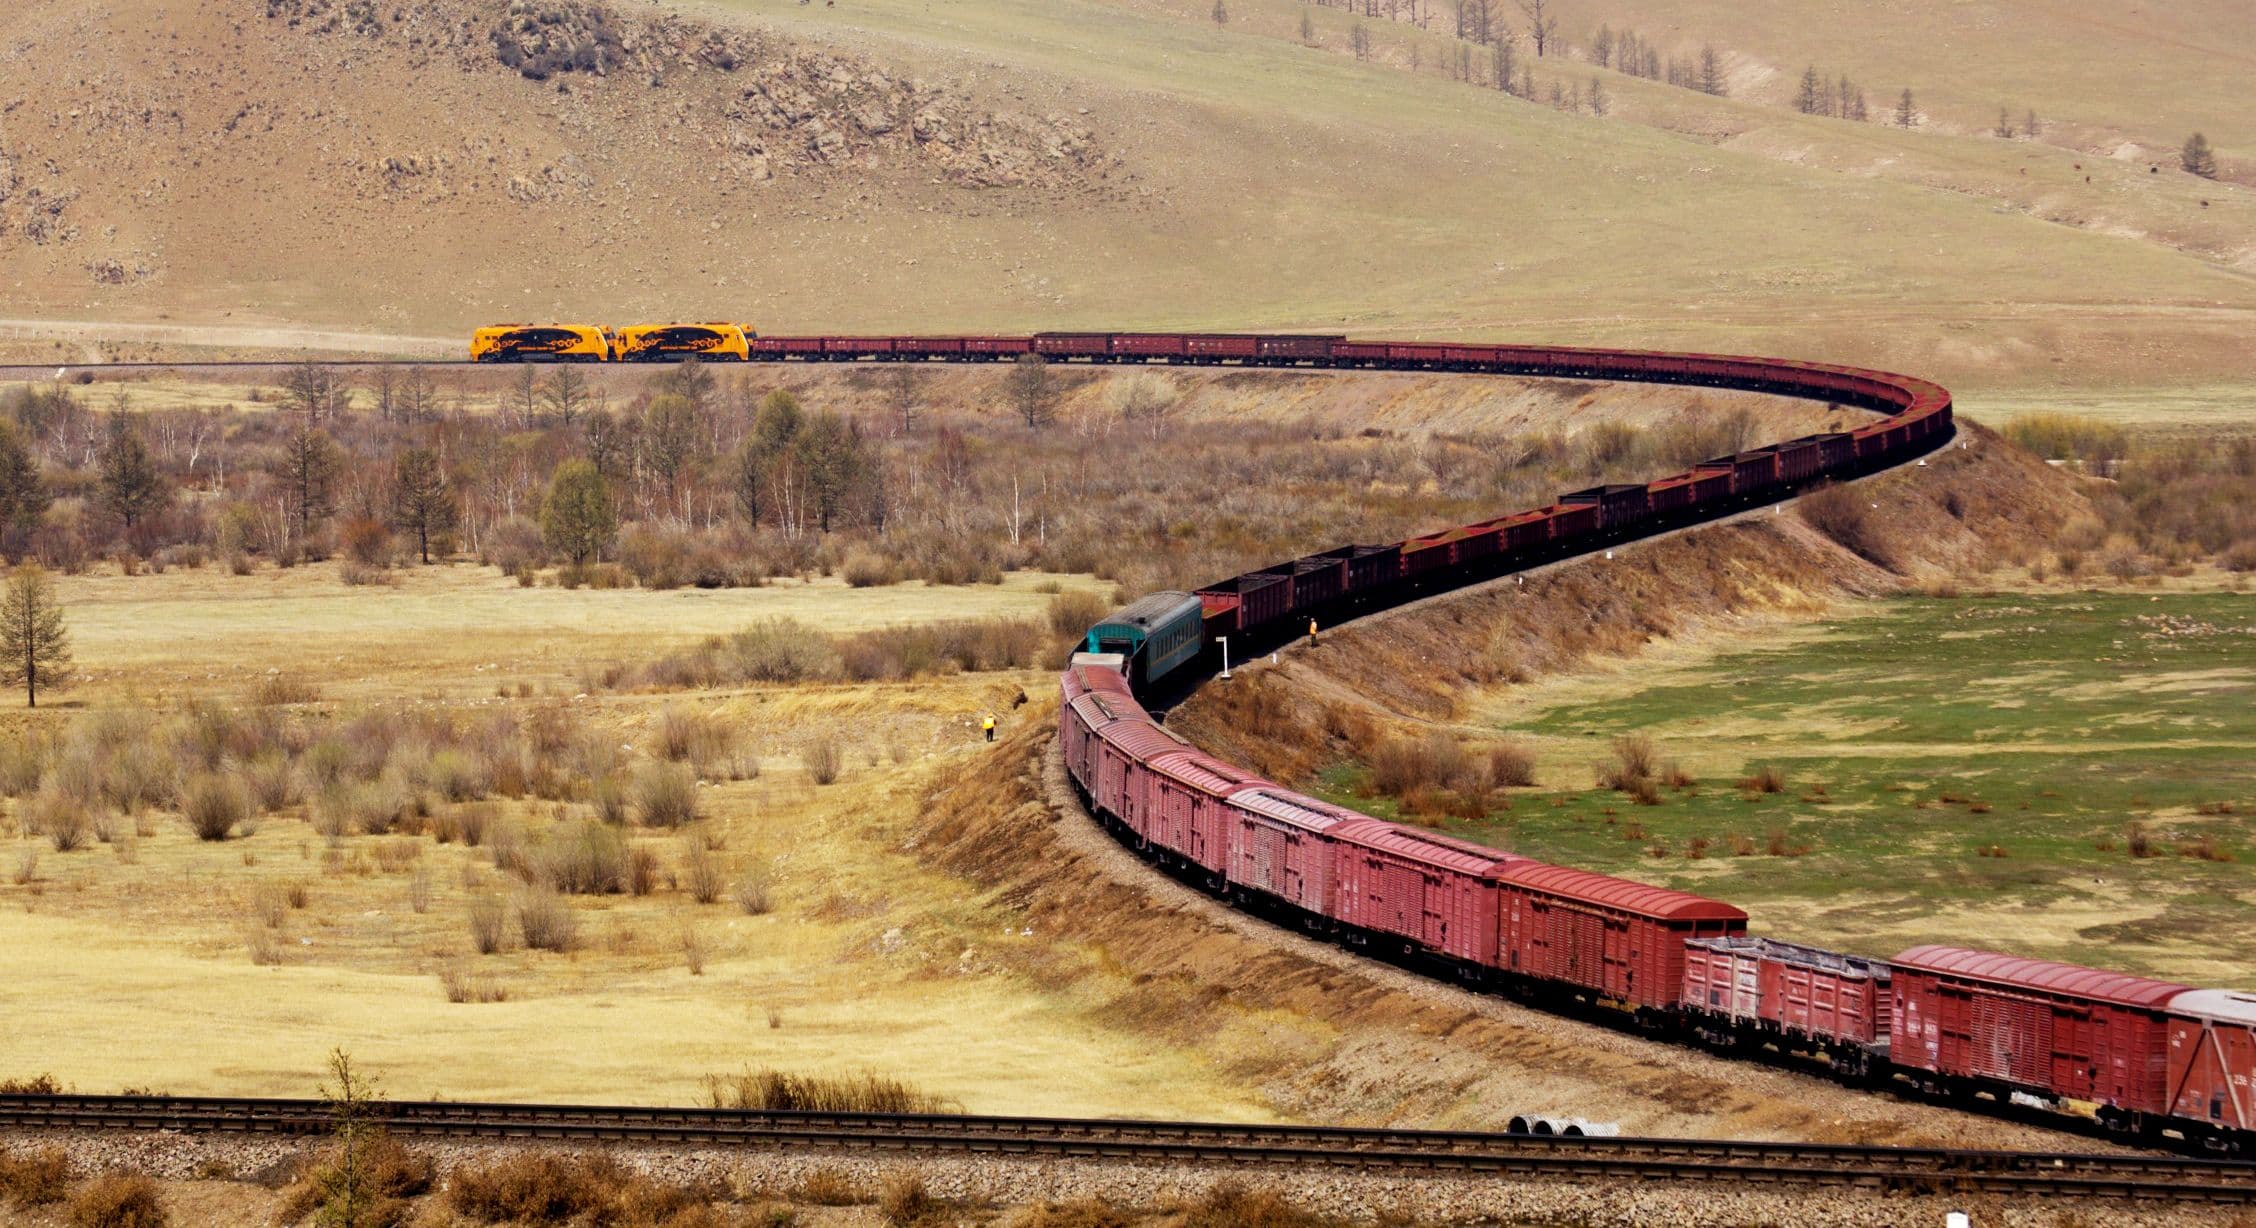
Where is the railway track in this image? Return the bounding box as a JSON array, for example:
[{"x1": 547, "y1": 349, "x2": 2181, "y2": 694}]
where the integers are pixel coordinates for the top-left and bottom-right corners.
[{"x1": 4, "y1": 1095, "x2": 2253, "y2": 1203}]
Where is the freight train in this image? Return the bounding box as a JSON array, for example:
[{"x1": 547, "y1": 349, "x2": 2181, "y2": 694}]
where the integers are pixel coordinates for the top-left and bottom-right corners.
[{"x1": 472, "y1": 323, "x2": 2251, "y2": 1150}]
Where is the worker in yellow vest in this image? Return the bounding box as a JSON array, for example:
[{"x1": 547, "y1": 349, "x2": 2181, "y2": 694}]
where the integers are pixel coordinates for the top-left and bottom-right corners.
[
  {"x1": 982, "y1": 713, "x2": 996, "y2": 743},
  {"x1": 1308, "y1": 617, "x2": 1319, "y2": 647}
]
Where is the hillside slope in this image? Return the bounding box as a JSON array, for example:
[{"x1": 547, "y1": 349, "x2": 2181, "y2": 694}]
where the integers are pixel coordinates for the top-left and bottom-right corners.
[{"x1": 0, "y1": 0, "x2": 2250, "y2": 395}]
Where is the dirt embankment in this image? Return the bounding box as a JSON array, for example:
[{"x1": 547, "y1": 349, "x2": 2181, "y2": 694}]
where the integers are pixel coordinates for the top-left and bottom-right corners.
[{"x1": 915, "y1": 427, "x2": 2104, "y2": 1145}]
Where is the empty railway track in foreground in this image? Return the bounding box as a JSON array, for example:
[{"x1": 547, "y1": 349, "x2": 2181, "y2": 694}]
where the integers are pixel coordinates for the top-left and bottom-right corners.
[{"x1": 4, "y1": 1094, "x2": 2254, "y2": 1204}]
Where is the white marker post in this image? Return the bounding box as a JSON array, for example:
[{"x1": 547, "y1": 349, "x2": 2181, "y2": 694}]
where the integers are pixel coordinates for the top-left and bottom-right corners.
[{"x1": 1218, "y1": 637, "x2": 1231, "y2": 681}]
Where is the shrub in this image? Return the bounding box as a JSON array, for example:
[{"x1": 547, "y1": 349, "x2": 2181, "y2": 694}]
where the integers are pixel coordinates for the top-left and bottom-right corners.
[
  {"x1": 250, "y1": 673, "x2": 321, "y2": 706},
  {"x1": 654, "y1": 706, "x2": 734, "y2": 769},
  {"x1": 103, "y1": 744, "x2": 175, "y2": 815},
  {"x1": 1798, "y1": 482, "x2": 1900, "y2": 570},
  {"x1": 1487, "y1": 743, "x2": 1537, "y2": 788},
  {"x1": 517, "y1": 888, "x2": 577, "y2": 952},
  {"x1": 841, "y1": 550, "x2": 898, "y2": 588},
  {"x1": 1171, "y1": 1181, "x2": 1329, "y2": 1228},
  {"x1": 681, "y1": 835, "x2": 726, "y2": 905},
  {"x1": 734, "y1": 867, "x2": 773, "y2": 915},
  {"x1": 635, "y1": 762, "x2": 700, "y2": 828},
  {"x1": 32, "y1": 790, "x2": 92, "y2": 852},
  {"x1": 0, "y1": 1146, "x2": 73, "y2": 1206},
  {"x1": 539, "y1": 820, "x2": 627, "y2": 894},
  {"x1": 427, "y1": 750, "x2": 490, "y2": 803},
  {"x1": 440, "y1": 965, "x2": 508, "y2": 1004},
  {"x1": 628, "y1": 846, "x2": 661, "y2": 897},
  {"x1": 719, "y1": 618, "x2": 840, "y2": 683},
  {"x1": 1738, "y1": 764, "x2": 1788, "y2": 794},
  {"x1": 247, "y1": 754, "x2": 301, "y2": 813},
  {"x1": 878, "y1": 1172, "x2": 943, "y2": 1227},
  {"x1": 467, "y1": 894, "x2": 508, "y2": 955},
  {"x1": 341, "y1": 517, "x2": 393, "y2": 566},
  {"x1": 278, "y1": 1132, "x2": 434, "y2": 1228},
  {"x1": 791, "y1": 1168, "x2": 863, "y2": 1206},
  {"x1": 801, "y1": 735, "x2": 843, "y2": 786},
  {"x1": 66, "y1": 1174, "x2": 168, "y2": 1228},
  {"x1": 445, "y1": 1153, "x2": 637, "y2": 1224},
  {"x1": 1045, "y1": 589, "x2": 1110, "y2": 637},
  {"x1": 705, "y1": 1069, "x2": 957, "y2": 1115},
  {"x1": 338, "y1": 560, "x2": 396, "y2": 587},
  {"x1": 590, "y1": 774, "x2": 630, "y2": 825},
  {"x1": 182, "y1": 772, "x2": 251, "y2": 841},
  {"x1": 2127, "y1": 823, "x2": 2156, "y2": 858}
]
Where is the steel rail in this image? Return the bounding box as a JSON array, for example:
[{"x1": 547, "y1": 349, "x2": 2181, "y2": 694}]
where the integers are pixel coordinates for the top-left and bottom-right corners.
[{"x1": 1, "y1": 1095, "x2": 2250, "y2": 1202}]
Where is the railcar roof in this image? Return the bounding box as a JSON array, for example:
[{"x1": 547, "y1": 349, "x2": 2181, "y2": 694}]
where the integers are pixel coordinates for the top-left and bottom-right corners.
[
  {"x1": 1502, "y1": 862, "x2": 1749, "y2": 922},
  {"x1": 1330, "y1": 818, "x2": 1519, "y2": 875},
  {"x1": 1095, "y1": 591, "x2": 1202, "y2": 632},
  {"x1": 1689, "y1": 936, "x2": 1890, "y2": 978},
  {"x1": 2167, "y1": 989, "x2": 2256, "y2": 1026},
  {"x1": 1227, "y1": 787, "x2": 1360, "y2": 833},
  {"x1": 1892, "y1": 946, "x2": 2191, "y2": 1010},
  {"x1": 1147, "y1": 750, "x2": 1267, "y2": 795}
]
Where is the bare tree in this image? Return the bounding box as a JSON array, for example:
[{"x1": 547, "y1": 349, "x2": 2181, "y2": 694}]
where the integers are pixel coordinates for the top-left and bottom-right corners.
[
  {"x1": 1350, "y1": 21, "x2": 1371, "y2": 58},
  {"x1": 1211, "y1": 0, "x2": 1227, "y2": 23},
  {"x1": 1515, "y1": 0, "x2": 1553, "y2": 56},
  {"x1": 1299, "y1": 7, "x2": 1315, "y2": 42},
  {"x1": 885, "y1": 364, "x2": 926, "y2": 436},
  {"x1": 1008, "y1": 354, "x2": 1059, "y2": 430},
  {"x1": 1696, "y1": 45, "x2": 1725, "y2": 96},
  {"x1": 367, "y1": 365, "x2": 400, "y2": 422},
  {"x1": 2023, "y1": 108, "x2": 2040, "y2": 139},
  {"x1": 280, "y1": 362, "x2": 350, "y2": 424},
  {"x1": 1994, "y1": 106, "x2": 2016, "y2": 138},
  {"x1": 541, "y1": 365, "x2": 590, "y2": 427},
  {"x1": 1592, "y1": 23, "x2": 1612, "y2": 67},
  {"x1": 1491, "y1": 33, "x2": 1516, "y2": 93},
  {"x1": 0, "y1": 564, "x2": 69, "y2": 708},
  {"x1": 1588, "y1": 74, "x2": 1609, "y2": 116}
]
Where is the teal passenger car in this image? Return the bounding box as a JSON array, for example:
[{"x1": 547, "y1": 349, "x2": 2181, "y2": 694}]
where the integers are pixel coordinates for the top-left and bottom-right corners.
[{"x1": 1084, "y1": 591, "x2": 1205, "y2": 689}]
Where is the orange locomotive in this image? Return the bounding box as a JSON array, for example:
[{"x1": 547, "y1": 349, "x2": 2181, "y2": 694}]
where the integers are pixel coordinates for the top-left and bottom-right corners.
[{"x1": 469, "y1": 324, "x2": 612, "y2": 363}]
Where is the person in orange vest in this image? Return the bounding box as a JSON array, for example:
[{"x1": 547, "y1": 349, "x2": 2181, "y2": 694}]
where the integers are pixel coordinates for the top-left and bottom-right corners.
[
  {"x1": 1308, "y1": 617, "x2": 1319, "y2": 647},
  {"x1": 982, "y1": 713, "x2": 996, "y2": 743}
]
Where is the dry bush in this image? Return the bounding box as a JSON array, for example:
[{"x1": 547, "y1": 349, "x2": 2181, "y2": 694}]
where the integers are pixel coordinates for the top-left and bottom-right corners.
[
  {"x1": 1171, "y1": 1181, "x2": 1332, "y2": 1228},
  {"x1": 801, "y1": 734, "x2": 844, "y2": 786},
  {"x1": 407, "y1": 865, "x2": 433, "y2": 914},
  {"x1": 254, "y1": 885, "x2": 290, "y2": 929},
  {"x1": 32, "y1": 790, "x2": 92, "y2": 852},
  {"x1": 1686, "y1": 836, "x2": 1712, "y2": 859},
  {"x1": 1624, "y1": 776, "x2": 1661, "y2": 806},
  {"x1": 1663, "y1": 761, "x2": 1695, "y2": 790},
  {"x1": 372, "y1": 839, "x2": 420, "y2": 874},
  {"x1": 705, "y1": 1069, "x2": 958, "y2": 1115},
  {"x1": 0, "y1": 737, "x2": 46, "y2": 797},
  {"x1": 1738, "y1": 764, "x2": 1788, "y2": 794},
  {"x1": 734, "y1": 866, "x2": 774, "y2": 915},
  {"x1": 65, "y1": 1173, "x2": 168, "y2": 1228},
  {"x1": 879, "y1": 1172, "x2": 945, "y2": 1227},
  {"x1": 1364, "y1": 733, "x2": 1466, "y2": 797},
  {"x1": 445, "y1": 1152, "x2": 712, "y2": 1225},
  {"x1": 636, "y1": 762, "x2": 700, "y2": 827},
  {"x1": 279, "y1": 1134, "x2": 435, "y2": 1228},
  {"x1": 2180, "y1": 835, "x2": 2233, "y2": 862},
  {"x1": 245, "y1": 924, "x2": 285, "y2": 966},
  {"x1": 718, "y1": 618, "x2": 842, "y2": 684},
  {"x1": 250, "y1": 673, "x2": 321, "y2": 706},
  {"x1": 440, "y1": 965, "x2": 508, "y2": 1004},
  {"x1": 1020, "y1": 1201, "x2": 1134, "y2": 1228},
  {"x1": 1487, "y1": 743, "x2": 1537, "y2": 788},
  {"x1": 427, "y1": 750, "x2": 490, "y2": 803},
  {"x1": 0, "y1": 1146, "x2": 74, "y2": 1206},
  {"x1": 680, "y1": 922, "x2": 707, "y2": 976},
  {"x1": 12, "y1": 851, "x2": 36, "y2": 885},
  {"x1": 516, "y1": 888, "x2": 577, "y2": 952},
  {"x1": 247, "y1": 754, "x2": 301, "y2": 813},
  {"x1": 1046, "y1": 589, "x2": 1111, "y2": 637},
  {"x1": 681, "y1": 835, "x2": 726, "y2": 905},
  {"x1": 1765, "y1": 828, "x2": 1791, "y2": 857},
  {"x1": 1798, "y1": 482, "x2": 1901, "y2": 570},
  {"x1": 538, "y1": 820, "x2": 627, "y2": 895},
  {"x1": 1607, "y1": 735, "x2": 1656, "y2": 782},
  {"x1": 791, "y1": 1167, "x2": 864, "y2": 1207},
  {"x1": 2127, "y1": 823, "x2": 2156, "y2": 859},
  {"x1": 628, "y1": 846, "x2": 661, "y2": 897},
  {"x1": 841, "y1": 550, "x2": 899, "y2": 588},
  {"x1": 450, "y1": 802, "x2": 495, "y2": 848},
  {"x1": 467, "y1": 894, "x2": 509, "y2": 955},
  {"x1": 590, "y1": 773, "x2": 631, "y2": 825},
  {"x1": 182, "y1": 772, "x2": 251, "y2": 841},
  {"x1": 102, "y1": 744, "x2": 175, "y2": 815}
]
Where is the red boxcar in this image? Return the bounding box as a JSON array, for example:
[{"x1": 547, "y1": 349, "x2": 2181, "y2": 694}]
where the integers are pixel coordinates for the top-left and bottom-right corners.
[
  {"x1": 821, "y1": 336, "x2": 896, "y2": 357},
  {"x1": 1331, "y1": 341, "x2": 1390, "y2": 364},
  {"x1": 1254, "y1": 335, "x2": 1344, "y2": 361},
  {"x1": 1224, "y1": 787, "x2": 1356, "y2": 916},
  {"x1": 1103, "y1": 720, "x2": 1193, "y2": 840},
  {"x1": 895, "y1": 336, "x2": 966, "y2": 358},
  {"x1": 1186, "y1": 334, "x2": 1259, "y2": 360},
  {"x1": 1144, "y1": 750, "x2": 1264, "y2": 877},
  {"x1": 1196, "y1": 572, "x2": 1292, "y2": 632},
  {"x1": 1498, "y1": 863, "x2": 1748, "y2": 1011},
  {"x1": 1646, "y1": 474, "x2": 1696, "y2": 518},
  {"x1": 1688, "y1": 464, "x2": 1735, "y2": 506},
  {"x1": 1889, "y1": 946, "x2": 2191, "y2": 1123},
  {"x1": 1684, "y1": 937, "x2": 1892, "y2": 1064},
  {"x1": 1329, "y1": 819, "x2": 1518, "y2": 964},
  {"x1": 1113, "y1": 333, "x2": 1188, "y2": 358},
  {"x1": 2165, "y1": 990, "x2": 2256, "y2": 1143}
]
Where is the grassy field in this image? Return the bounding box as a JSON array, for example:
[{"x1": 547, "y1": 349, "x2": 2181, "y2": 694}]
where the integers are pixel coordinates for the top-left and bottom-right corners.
[
  {"x1": 0, "y1": 560, "x2": 1285, "y2": 1116},
  {"x1": 1319, "y1": 589, "x2": 2256, "y2": 985}
]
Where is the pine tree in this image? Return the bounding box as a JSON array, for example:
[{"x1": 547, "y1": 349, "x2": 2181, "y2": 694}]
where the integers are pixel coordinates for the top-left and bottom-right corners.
[
  {"x1": 0, "y1": 421, "x2": 49, "y2": 531},
  {"x1": 2024, "y1": 109, "x2": 2040, "y2": 139},
  {"x1": 277, "y1": 420, "x2": 341, "y2": 539},
  {"x1": 0, "y1": 564, "x2": 69, "y2": 708},
  {"x1": 540, "y1": 460, "x2": 616, "y2": 565},
  {"x1": 1894, "y1": 88, "x2": 1917, "y2": 128},
  {"x1": 1995, "y1": 106, "x2": 2016, "y2": 138},
  {"x1": 1795, "y1": 65, "x2": 1824, "y2": 115},
  {"x1": 390, "y1": 448, "x2": 456, "y2": 564},
  {"x1": 1697, "y1": 45, "x2": 1725, "y2": 96},
  {"x1": 98, "y1": 415, "x2": 167, "y2": 530},
  {"x1": 1299, "y1": 7, "x2": 1314, "y2": 42},
  {"x1": 1588, "y1": 74, "x2": 1609, "y2": 116},
  {"x1": 1211, "y1": 0, "x2": 1227, "y2": 24},
  {"x1": 2182, "y1": 132, "x2": 2217, "y2": 178}
]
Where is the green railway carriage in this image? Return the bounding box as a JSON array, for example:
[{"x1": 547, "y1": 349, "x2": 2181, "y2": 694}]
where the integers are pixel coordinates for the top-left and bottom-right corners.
[{"x1": 1085, "y1": 591, "x2": 1205, "y2": 688}]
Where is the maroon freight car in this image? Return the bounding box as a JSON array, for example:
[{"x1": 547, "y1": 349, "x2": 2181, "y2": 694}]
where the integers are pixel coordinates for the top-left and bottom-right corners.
[
  {"x1": 1305, "y1": 544, "x2": 1403, "y2": 596},
  {"x1": 1544, "y1": 502, "x2": 1599, "y2": 543},
  {"x1": 748, "y1": 336, "x2": 824, "y2": 359},
  {"x1": 821, "y1": 337, "x2": 896, "y2": 358},
  {"x1": 1499, "y1": 863, "x2": 1748, "y2": 1012},
  {"x1": 962, "y1": 336, "x2": 1034, "y2": 359},
  {"x1": 2165, "y1": 991, "x2": 2256, "y2": 1146},
  {"x1": 895, "y1": 336, "x2": 967, "y2": 358},
  {"x1": 1224, "y1": 787, "x2": 1357, "y2": 916},
  {"x1": 1144, "y1": 750, "x2": 1266, "y2": 879},
  {"x1": 1186, "y1": 335, "x2": 1260, "y2": 360},
  {"x1": 1559, "y1": 483, "x2": 1652, "y2": 531},
  {"x1": 1277, "y1": 554, "x2": 1349, "y2": 610},
  {"x1": 1890, "y1": 946, "x2": 2192, "y2": 1131},
  {"x1": 1196, "y1": 571, "x2": 1293, "y2": 633},
  {"x1": 1092, "y1": 716, "x2": 1187, "y2": 826},
  {"x1": 1254, "y1": 335, "x2": 1345, "y2": 361},
  {"x1": 1330, "y1": 820, "x2": 1518, "y2": 965},
  {"x1": 1113, "y1": 333, "x2": 1188, "y2": 359},
  {"x1": 1684, "y1": 937, "x2": 1892, "y2": 1074},
  {"x1": 1033, "y1": 332, "x2": 1112, "y2": 358}
]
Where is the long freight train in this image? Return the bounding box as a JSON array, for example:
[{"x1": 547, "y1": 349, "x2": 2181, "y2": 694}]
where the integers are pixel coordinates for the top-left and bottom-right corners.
[{"x1": 474, "y1": 324, "x2": 2253, "y2": 1152}]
